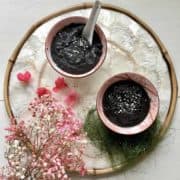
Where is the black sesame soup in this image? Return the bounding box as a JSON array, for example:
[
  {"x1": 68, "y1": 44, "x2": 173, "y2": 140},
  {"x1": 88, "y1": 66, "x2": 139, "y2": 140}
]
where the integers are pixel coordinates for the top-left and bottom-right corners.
[
  {"x1": 103, "y1": 80, "x2": 150, "y2": 127},
  {"x1": 51, "y1": 23, "x2": 102, "y2": 75}
]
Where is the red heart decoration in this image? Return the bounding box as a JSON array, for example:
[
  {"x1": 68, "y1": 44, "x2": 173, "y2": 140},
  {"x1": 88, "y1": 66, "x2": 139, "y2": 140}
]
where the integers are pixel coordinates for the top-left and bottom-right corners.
[
  {"x1": 17, "y1": 71, "x2": 31, "y2": 83},
  {"x1": 36, "y1": 87, "x2": 51, "y2": 97},
  {"x1": 64, "y1": 89, "x2": 79, "y2": 107},
  {"x1": 53, "y1": 77, "x2": 68, "y2": 92}
]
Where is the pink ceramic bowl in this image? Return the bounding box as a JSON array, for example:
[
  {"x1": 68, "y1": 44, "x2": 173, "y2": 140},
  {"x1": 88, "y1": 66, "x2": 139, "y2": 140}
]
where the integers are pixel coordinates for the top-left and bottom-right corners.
[
  {"x1": 45, "y1": 16, "x2": 107, "y2": 78},
  {"x1": 96, "y1": 72, "x2": 160, "y2": 135}
]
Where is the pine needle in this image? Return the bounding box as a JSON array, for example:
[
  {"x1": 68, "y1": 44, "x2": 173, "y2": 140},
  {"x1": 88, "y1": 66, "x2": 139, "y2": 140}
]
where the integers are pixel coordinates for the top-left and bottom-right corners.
[{"x1": 84, "y1": 108, "x2": 160, "y2": 167}]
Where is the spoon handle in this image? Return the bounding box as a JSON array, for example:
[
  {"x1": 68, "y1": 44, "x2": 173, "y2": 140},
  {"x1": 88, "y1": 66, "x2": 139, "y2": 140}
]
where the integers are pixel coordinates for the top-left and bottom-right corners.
[{"x1": 82, "y1": 1, "x2": 101, "y2": 45}]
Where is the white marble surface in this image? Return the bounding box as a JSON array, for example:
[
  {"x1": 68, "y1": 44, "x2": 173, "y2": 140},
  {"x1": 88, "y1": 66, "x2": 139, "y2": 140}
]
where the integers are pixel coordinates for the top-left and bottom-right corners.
[{"x1": 0, "y1": 0, "x2": 179, "y2": 179}]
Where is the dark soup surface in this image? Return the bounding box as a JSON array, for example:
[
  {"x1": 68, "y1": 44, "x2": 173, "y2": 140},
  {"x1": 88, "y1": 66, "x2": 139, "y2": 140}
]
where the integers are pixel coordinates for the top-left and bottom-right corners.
[
  {"x1": 103, "y1": 80, "x2": 150, "y2": 127},
  {"x1": 51, "y1": 23, "x2": 102, "y2": 75}
]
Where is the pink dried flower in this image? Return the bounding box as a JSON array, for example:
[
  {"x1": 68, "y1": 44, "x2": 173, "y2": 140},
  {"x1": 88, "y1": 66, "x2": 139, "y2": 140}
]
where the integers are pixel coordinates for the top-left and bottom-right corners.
[
  {"x1": 64, "y1": 89, "x2": 79, "y2": 106},
  {"x1": 36, "y1": 87, "x2": 51, "y2": 97},
  {"x1": 17, "y1": 71, "x2": 31, "y2": 83},
  {"x1": 53, "y1": 77, "x2": 68, "y2": 92},
  {"x1": 2, "y1": 91, "x2": 86, "y2": 179},
  {"x1": 5, "y1": 120, "x2": 26, "y2": 142},
  {"x1": 66, "y1": 107, "x2": 74, "y2": 116},
  {"x1": 56, "y1": 117, "x2": 83, "y2": 141}
]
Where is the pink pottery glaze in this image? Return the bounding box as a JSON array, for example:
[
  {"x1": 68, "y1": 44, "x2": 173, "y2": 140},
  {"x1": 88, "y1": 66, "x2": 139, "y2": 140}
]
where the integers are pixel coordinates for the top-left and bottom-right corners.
[
  {"x1": 96, "y1": 72, "x2": 160, "y2": 135},
  {"x1": 45, "y1": 16, "x2": 107, "y2": 78}
]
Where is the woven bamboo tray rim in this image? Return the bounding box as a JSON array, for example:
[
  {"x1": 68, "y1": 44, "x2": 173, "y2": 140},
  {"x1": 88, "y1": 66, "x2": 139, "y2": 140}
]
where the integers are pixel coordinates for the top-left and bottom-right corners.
[{"x1": 3, "y1": 3, "x2": 178, "y2": 175}]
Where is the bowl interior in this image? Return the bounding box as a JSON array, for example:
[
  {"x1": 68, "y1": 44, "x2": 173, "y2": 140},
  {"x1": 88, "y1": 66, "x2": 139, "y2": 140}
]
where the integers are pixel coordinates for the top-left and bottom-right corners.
[
  {"x1": 45, "y1": 16, "x2": 107, "y2": 78},
  {"x1": 96, "y1": 72, "x2": 159, "y2": 135}
]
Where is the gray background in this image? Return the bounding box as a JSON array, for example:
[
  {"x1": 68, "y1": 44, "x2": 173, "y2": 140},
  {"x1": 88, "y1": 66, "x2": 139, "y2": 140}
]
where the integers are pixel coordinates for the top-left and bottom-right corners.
[{"x1": 0, "y1": 0, "x2": 179, "y2": 179}]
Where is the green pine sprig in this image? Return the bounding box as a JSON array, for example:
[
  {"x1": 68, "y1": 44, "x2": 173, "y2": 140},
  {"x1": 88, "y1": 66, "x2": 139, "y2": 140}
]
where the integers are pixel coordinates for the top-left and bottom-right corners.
[{"x1": 84, "y1": 108, "x2": 160, "y2": 167}]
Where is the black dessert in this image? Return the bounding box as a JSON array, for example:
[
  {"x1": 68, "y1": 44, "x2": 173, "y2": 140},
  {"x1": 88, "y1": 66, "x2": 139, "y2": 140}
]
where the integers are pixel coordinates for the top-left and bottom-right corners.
[
  {"x1": 51, "y1": 23, "x2": 102, "y2": 75},
  {"x1": 103, "y1": 80, "x2": 150, "y2": 127}
]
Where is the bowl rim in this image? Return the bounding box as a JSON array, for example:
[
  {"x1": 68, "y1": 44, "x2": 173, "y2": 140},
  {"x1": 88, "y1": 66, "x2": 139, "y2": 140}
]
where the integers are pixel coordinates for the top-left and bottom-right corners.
[
  {"x1": 96, "y1": 72, "x2": 160, "y2": 135},
  {"x1": 45, "y1": 16, "x2": 107, "y2": 78}
]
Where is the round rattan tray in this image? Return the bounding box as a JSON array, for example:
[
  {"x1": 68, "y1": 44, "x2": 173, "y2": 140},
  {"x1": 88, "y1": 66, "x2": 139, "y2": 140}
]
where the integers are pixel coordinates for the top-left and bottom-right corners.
[{"x1": 3, "y1": 3, "x2": 178, "y2": 175}]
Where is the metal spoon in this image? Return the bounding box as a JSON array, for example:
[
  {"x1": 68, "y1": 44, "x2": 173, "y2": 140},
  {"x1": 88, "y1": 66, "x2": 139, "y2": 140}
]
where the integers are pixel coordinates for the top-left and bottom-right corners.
[{"x1": 82, "y1": 1, "x2": 101, "y2": 45}]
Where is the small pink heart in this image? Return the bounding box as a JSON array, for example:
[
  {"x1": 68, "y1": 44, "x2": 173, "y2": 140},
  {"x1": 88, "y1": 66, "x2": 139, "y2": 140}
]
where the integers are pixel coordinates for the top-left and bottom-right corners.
[
  {"x1": 64, "y1": 89, "x2": 79, "y2": 107},
  {"x1": 53, "y1": 77, "x2": 68, "y2": 92},
  {"x1": 36, "y1": 87, "x2": 51, "y2": 97},
  {"x1": 17, "y1": 71, "x2": 31, "y2": 83}
]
